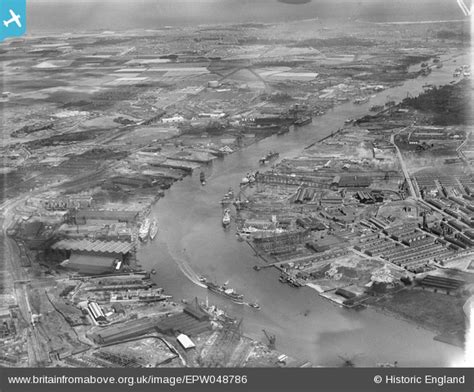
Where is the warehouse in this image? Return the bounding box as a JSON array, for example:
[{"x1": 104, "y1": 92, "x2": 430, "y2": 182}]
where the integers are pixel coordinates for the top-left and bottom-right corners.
[
  {"x1": 51, "y1": 239, "x2": 133, "y2": 274},
  {"x1": 337, "y1": 175, "x2": 371, "y2": 188},
  {"x1": 73, "y1": 209, "x2": 139, "y2": 225},
  {"x1": 418, "y1": 275, "x2": 465, "y2": 295},
  {"x1": 91, "y1": 317, "x2": 156, "y2": 345}
]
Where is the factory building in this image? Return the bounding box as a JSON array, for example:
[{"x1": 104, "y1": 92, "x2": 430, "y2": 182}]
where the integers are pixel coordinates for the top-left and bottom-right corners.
[
  {"x1": 337, "y1": 175, "x2": 372, "y2": 188},
  {"x1": 73, "y1": 209, "x2": 139, "y2": 225},
  {"x1": 418, "y1": 275, "x2": 465, "y2": 295},
  {"x1": 87, "y1": 301, "x2": 106, "y2": 323},
  {"x1": 91, "y1": 317, "x2": 156, "y2": 345}
]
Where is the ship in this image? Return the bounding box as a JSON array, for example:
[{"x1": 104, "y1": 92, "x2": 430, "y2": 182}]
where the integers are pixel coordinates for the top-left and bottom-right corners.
[
  {"x1": 206, "y1": 281, "x2": 244, "y2": 304},
  {"x1": 248, "y1": 302, "x2": 261, "y2": 310},
  {"x1": 259, "y1": 151, "x2": 279, "y2": 165},
  {"x1": 221, "y1": 188, "x2": 234, "y2": 204},
  {"x1": 221, "y1": 195, "x2": 232, "y2": 205},
  {"x1": 277, "y1": 126, "x2": 290, "y2": 135},
  {"x1": 294, "y1": 116, "x2": 312, "y2": 127},
  {"x1": 369, "y1": 105, "x2": 384, "y2": 112},
  {"x1": 139, "y1": 218, "x2": 151, "y2": 241},
  {"x1": 353, "y1": 96, "x2": 370, "y2": 105},
  {"x1": 200, "y1": 171, "x2": 206, "y2": 185},
  {"x1": 421, "y1": 67, "x2": 431, "y2": 76},
  {"x1": 244, "y1": 123, "x2": 282, "y2": 132},
  {"x1": 222, "y1": 208, "x2": 231, "y2": 226},
  {"x1": 149, "y1": 219, "x2": 158, "y2": 240},
  {"x1": 240, "y1": 172, "x2": 256, "y2": 187}
]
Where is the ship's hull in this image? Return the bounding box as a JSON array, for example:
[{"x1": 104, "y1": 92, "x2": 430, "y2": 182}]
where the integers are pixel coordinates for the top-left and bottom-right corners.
[
  {"x1": 206, "y1": 284, "x2": 244, "y2": 304},
  {"x1": 139, "y1": 219, "x2": 151, "y2": 241},
  {"x1": 149, "y1": 220, "x2": 158, "y2": 240},
  {"x1": 294, "y1": 117, "x2": 312, "y2": 126}
]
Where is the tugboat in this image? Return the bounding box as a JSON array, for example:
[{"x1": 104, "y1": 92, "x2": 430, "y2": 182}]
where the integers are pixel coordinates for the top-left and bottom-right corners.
[
  {"x1": 149, "y1": 219, "x2": 158, "y2": 240},
  {"x1": 206, "y1": 281, "x2": 244, "y2": 304},
  {"x1": 248, "y1": 302, "x2": 261, "y2": 310},
  {"x1": 200, "y1": 171, "x2": 206, "y2": 186},
  {"x1": 277, "y1": 126, "x2": 290, "y2": 135},
  {"x1": 222, "y1": 208, "x2": 231, "y2": 226},
  {"x1": 220, "y1": 188, "x2": 234, "y2": 205},
  {"x1": 259, "y1": 151, "x2": 279, "y2": 165},
  {"x1": 139, "y1": 218, "x2": 151, "y2": 242}
]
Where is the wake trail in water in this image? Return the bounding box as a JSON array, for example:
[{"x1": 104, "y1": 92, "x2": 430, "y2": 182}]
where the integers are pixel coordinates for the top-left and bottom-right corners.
[{"x1": 163, "y1": 240, "x2": 207, "y2": 288}]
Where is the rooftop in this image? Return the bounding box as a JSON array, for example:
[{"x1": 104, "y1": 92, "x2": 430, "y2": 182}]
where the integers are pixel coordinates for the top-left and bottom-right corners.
[{"x1": 51, "y1": 239, "x2": 133, "y2": 255}]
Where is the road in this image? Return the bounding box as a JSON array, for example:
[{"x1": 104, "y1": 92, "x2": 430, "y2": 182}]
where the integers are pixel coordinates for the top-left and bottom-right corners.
[{"x1": 390, "y1": 130, "x2": 418, "y2": 199}]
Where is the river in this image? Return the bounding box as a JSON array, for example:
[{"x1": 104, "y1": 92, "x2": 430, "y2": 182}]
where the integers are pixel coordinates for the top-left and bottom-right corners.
[{"x1": 138, "y1": 50, "x2": 471, "y2": 367}]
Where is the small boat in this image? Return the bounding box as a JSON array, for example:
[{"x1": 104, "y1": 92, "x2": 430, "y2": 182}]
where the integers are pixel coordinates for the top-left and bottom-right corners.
[
  {"x1": 259, "y1": 151, "x2": 279, "y2": 165},
  {"x1": 200, "y1": 171, "x2": 206, "y2": 185},
  {"x1": 240, "y1": 172, "x2": 256, "y2": 186},
  {"x1": 198, "y1": 276, "x2": 207, "y2": 283},
  {"x1": 222, "y1": 208, "x2": 231, "y2": 226},
  {"x1": 139, "y1": 218, "x2": 151, "y2": 241},
  {"x1": 369, "y1": 105, "x2": 384, "y2": 112},
  {"x1": 240, "y1": 176, "x2": 250, "y2": 186},
  {"x1": 150, "y1": 269, "x2": 157, "y2": 275},
  {"x1": 221, "y1": 188, "x2": 235, "y2": 204},
  {"x1": 294, "y1": 116, "x2": 312, "y2": 127},
  {"x1": 149, "y1": 219, "x2": 158, "y2": 240},
  {"x1": 248, "y1": 302, "x2": 261, "y2": 310},
  {"x1": 421, "y1": 67, "x2": 431, "y2": 76},
  {"x1": 277, "y1": 126, "x2": 290, "y2": 135},
  {"x1": 353, "y1": 96, "x2": 369, "y2": 105},
  {"x1": 221, "y1": 195, "x2": 232, "y2": 205}
]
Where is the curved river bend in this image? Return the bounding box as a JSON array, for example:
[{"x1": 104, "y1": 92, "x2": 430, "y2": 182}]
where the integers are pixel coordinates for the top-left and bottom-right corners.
[{"x1": 139, "y1": 52, "x2": 470, "y2": 366}]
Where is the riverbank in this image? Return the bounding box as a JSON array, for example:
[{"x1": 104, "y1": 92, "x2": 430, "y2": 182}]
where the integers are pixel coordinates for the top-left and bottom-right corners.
[{"x1": 138, "y1": 49, "x2": 469, "y2": 366}]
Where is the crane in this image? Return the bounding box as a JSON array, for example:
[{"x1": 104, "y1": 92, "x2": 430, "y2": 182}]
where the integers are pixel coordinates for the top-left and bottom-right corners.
[
  {"x1": 262, "y1": 329, "x2": 276, "y2": 350},
  {"x1": 338, "y1": 353, "x2": 363, "y2": 367}
]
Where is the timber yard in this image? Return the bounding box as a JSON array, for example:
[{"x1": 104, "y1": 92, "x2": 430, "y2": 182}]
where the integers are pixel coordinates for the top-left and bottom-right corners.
[{"x1": 1, "y1": 11, "x2": 473, "y2": 368}]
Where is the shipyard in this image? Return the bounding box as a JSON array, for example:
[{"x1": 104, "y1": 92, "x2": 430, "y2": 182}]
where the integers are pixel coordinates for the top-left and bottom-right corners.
[{"x1": 0, "y1": 0, "x2": 473, "y2": 370}]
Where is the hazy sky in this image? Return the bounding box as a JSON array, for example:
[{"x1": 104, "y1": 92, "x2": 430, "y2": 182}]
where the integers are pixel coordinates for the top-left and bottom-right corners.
[{"x1": 26, "y1": 0, "x2": 467, "y2": 33}]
